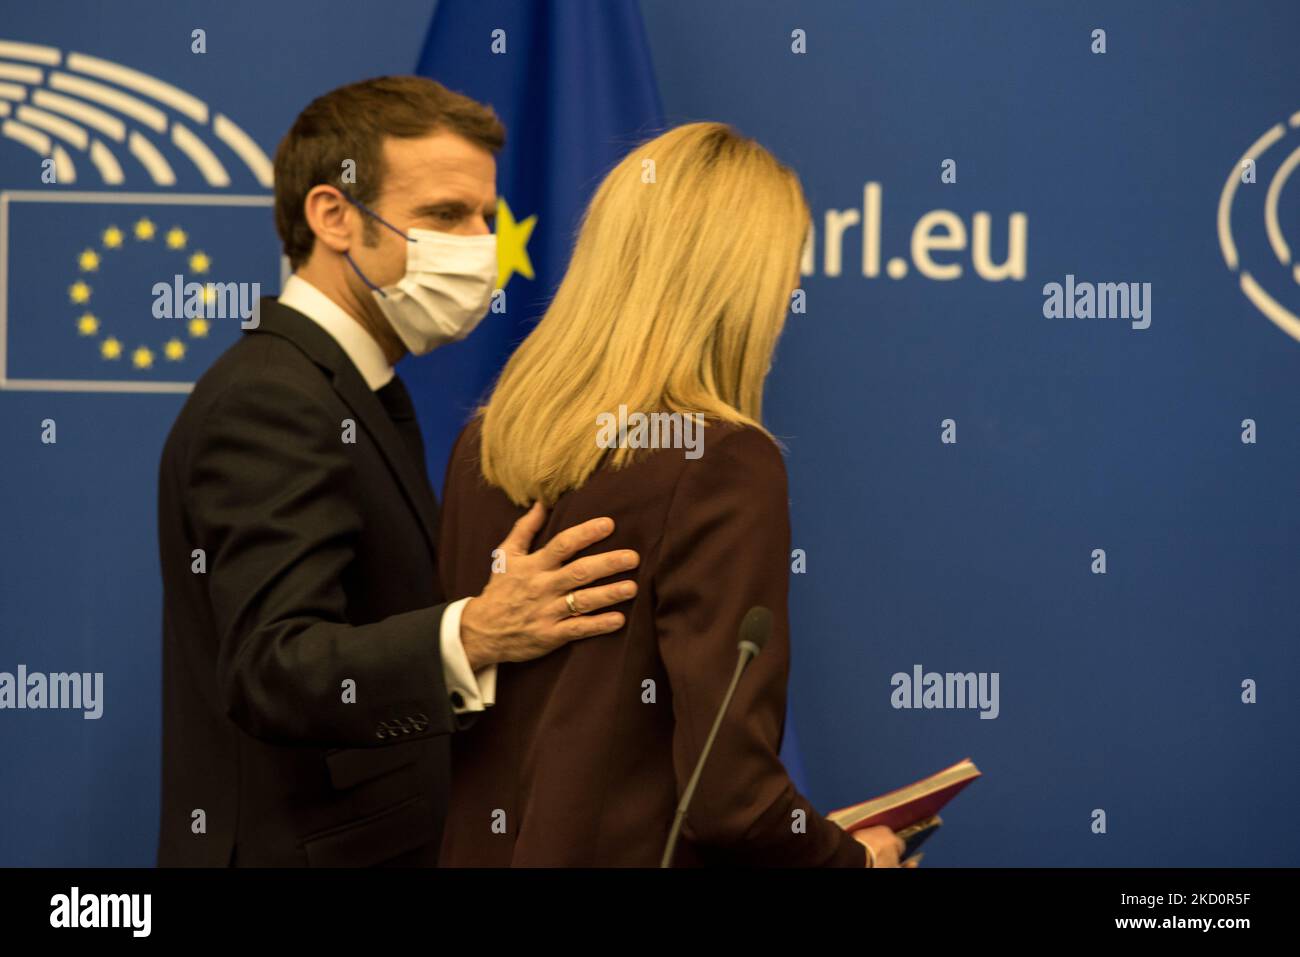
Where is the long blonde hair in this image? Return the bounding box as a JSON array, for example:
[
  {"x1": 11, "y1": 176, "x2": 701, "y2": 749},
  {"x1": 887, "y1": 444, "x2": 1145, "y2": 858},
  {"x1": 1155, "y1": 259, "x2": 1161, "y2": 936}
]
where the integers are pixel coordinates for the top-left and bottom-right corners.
[{"x1": 479, "y1": 122, "x2": 809, "y2": 506}]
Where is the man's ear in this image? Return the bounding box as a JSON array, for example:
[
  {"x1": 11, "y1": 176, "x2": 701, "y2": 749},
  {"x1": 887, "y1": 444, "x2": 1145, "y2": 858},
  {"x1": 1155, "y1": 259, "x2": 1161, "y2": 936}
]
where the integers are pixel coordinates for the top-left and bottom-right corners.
[{"x1": 302, "y1": 185, "x2": 354, "y2": 255}]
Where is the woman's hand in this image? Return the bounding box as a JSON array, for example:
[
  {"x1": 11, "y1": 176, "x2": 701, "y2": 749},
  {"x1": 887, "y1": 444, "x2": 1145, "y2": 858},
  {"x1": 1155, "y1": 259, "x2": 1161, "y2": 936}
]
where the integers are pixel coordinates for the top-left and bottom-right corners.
[{"x1": 852, "y1": 826, "x2": 910, "y2": 868}]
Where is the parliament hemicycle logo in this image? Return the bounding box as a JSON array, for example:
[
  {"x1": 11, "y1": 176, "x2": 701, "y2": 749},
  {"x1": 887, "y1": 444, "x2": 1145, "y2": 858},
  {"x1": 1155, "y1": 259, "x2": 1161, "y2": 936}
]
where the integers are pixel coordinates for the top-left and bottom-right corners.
[
  {"x1": 1218, "y1": 109, "x2": 1300, "y2": 345},
  {"x1": 0, "y1": 38, "x2": 283, "y2": 393}
]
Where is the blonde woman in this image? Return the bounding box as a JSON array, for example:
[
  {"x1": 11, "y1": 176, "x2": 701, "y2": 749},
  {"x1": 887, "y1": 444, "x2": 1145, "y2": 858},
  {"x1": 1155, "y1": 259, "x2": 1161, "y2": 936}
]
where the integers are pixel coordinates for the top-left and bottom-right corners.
[{"x1": 437, "y1": 123, "x2": 904, "y2": 867}]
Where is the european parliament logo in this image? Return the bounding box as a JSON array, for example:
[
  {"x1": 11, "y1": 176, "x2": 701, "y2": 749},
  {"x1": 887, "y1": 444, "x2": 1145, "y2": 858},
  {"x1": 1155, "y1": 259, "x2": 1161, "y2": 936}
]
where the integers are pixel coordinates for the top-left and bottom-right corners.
[
  {"x1": 0, "y1": 37, "x2": 280, "y2": 393},
  {"x1": 1219, "y1": 109, "x2": 1300, "y2": 345}
]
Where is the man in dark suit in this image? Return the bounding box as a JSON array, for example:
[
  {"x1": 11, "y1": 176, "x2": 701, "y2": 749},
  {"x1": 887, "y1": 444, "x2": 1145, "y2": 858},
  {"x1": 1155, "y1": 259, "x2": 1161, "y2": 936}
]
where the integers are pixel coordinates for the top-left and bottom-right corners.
[{"x1": 157, "y1": 76, "x2": 639, "y2": 866}]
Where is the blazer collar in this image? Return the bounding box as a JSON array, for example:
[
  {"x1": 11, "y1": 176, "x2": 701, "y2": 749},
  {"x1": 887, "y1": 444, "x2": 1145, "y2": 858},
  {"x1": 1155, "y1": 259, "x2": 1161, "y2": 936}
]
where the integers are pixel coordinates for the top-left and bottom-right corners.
[{"x1": 247, "y1": 297, "x2": 440, "y2": 556}]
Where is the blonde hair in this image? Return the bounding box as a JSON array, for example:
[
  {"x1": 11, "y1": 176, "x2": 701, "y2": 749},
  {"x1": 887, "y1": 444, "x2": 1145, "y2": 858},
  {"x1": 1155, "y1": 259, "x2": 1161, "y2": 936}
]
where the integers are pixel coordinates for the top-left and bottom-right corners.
[{"x1": 479, "y1": 122, "x2": 809, "y2": 506}]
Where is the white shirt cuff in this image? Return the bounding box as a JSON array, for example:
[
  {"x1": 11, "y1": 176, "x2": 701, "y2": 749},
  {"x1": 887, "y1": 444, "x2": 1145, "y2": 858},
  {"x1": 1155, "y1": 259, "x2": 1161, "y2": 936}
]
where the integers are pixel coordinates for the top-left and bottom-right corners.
[{"x1": 439, "y1": 597, "x2": 497, "y2": 713}]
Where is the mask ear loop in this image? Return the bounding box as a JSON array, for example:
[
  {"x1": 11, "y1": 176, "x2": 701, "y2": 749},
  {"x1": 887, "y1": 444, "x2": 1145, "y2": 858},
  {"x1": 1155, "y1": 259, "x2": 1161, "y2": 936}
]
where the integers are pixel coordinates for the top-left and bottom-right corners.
[
  {"x1": 344, "y1": 252, "x2": 387, "y2": 297},
  {"x1": 339, "y1": 191, "x2": 416, "y2": 299}
]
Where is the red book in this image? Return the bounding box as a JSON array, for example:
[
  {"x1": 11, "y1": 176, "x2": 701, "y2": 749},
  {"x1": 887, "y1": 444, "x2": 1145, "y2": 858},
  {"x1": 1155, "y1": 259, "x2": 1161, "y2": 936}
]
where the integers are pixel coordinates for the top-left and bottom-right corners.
[{"x1": 826, "y1": 758, "x2": 981, "y2": 852}]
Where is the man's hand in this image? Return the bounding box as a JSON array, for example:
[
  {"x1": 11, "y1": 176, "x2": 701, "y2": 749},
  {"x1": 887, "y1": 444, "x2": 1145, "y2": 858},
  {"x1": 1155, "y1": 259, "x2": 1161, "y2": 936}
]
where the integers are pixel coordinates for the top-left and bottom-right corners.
[{"x1": 458, "y1": 502, "x2": 640, "y2": 670}]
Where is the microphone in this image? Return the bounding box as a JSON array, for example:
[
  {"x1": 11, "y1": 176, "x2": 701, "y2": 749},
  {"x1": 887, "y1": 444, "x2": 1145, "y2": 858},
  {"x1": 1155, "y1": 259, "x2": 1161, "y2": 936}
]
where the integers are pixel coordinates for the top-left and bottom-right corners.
[{"x1": 660, "y1": 605, "x2": 773, "y2": 867}]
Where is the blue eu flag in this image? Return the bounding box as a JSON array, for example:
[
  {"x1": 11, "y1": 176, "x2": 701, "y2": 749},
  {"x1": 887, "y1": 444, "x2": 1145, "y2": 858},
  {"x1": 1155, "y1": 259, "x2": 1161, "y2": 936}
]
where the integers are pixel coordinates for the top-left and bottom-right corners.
[
  {"x1": 1, "y1": 191, "x2": 278, "y2": 392},
  {"x1": 409, "y1": 0, "x2": 665, "y2": 474}
]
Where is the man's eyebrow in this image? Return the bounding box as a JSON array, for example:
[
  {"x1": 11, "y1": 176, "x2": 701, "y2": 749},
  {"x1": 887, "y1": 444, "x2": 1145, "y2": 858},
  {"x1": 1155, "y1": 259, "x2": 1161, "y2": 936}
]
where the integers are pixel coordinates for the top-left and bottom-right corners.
[{"x1": 410, "y1": 200, "x2": 472, "y2": 218}]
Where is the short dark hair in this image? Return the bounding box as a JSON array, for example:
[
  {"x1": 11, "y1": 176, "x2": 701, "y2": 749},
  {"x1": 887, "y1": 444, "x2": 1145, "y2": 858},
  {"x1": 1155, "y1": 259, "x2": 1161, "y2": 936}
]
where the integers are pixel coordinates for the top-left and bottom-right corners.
[{"x1": 273, "y1": 75, "x2": 505, "y2": 269}]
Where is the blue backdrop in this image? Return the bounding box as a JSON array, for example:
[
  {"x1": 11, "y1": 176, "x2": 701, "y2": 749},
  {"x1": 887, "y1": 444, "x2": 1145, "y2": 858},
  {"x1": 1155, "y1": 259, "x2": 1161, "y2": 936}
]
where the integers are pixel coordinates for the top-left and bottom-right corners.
[{"x1": 1, "y1": 0, "x2": 1297, "y2": 867}]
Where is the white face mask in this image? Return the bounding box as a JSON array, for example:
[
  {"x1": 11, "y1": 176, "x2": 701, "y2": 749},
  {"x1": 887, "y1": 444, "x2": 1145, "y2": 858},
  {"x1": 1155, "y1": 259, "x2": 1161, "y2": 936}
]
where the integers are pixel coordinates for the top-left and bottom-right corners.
[{"x1": 344, "y1": 196, "x2": 498, "y2": 355}]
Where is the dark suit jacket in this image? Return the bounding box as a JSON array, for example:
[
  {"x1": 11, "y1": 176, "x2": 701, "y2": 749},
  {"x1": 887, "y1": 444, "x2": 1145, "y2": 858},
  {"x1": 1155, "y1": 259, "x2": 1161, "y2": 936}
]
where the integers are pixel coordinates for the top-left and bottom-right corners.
[
  {"x1": 437, "y1": 417, "x2": 866, "y2": 867},
  {"x1": 157, "y1": 297, "x2": 462, "y2": 867}
]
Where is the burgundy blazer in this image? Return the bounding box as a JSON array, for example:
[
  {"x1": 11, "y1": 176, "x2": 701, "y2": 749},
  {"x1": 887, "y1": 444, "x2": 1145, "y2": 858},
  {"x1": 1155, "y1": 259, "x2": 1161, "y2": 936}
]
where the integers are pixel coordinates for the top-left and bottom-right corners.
[{"x1": 437, "y1": 416, "x2": 866, "y2": 867}]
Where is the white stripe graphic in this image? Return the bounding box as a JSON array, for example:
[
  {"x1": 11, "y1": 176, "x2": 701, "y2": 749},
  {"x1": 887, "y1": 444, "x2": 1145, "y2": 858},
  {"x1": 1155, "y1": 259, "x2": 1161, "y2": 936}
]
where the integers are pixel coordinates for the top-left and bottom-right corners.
[
  {"x1": 172, "y1": 121, "x2": 230, "y2": 187},
  {"x1": 0, "y1": 40, "x2": 60, "y2": 65},
  {"x1": 1, "y1": 189, "x2": 272, "y2": 205},
  {"x1": 1263, "y1": 144, "x2": 1300, "y2": 267},
  {"x1": 67, "y1": 51, "x2": 208, "y2": 124},
  {"x1": 1218, "y1": 123, "x2": 1285, "y2": 271},
  {"x1": 16, "y1": 104, "x2": 88, "y2": 150},
  {"x1": 32, "y1": 89, "x2": 126, "y2": 141},
  {"x1": 89, "y1": 138, "x2": 125, "y2": 185},
  {"x1": 214, "y1": 113, "x2": 273, "y2": 187},
  {"x1": 1241, "y1": 272, "x2": 1300, "y2": 342},
  {"x1": 128, "y1": 129, "x2": 175, "y2": 185},
  {"x1": 51, "y1": 144, "x2": 75, "y2": 183},
  {"x1": 0, "y1": 61, "x2": 42, "y2": 83},
  {"x1": 2, "y1": 118, "x2": 49, "y2": 154},
  {"x1": 49, "y1": 71, "x2": 166, "y2": 133}
]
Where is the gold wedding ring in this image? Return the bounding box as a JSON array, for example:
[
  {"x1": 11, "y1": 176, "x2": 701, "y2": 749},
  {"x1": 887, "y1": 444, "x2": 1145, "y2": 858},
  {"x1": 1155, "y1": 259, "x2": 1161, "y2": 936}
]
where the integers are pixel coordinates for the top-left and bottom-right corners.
[{"x1": 565, "y1": 592, "x2": 579, "y2": 616}]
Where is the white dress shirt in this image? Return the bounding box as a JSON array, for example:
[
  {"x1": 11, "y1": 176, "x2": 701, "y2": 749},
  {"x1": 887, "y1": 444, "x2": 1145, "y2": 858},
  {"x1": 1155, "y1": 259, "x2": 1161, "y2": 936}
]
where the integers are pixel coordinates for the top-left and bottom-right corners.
[{"x1": 278, "y1": 274, "x2": 497, "y2": 714}]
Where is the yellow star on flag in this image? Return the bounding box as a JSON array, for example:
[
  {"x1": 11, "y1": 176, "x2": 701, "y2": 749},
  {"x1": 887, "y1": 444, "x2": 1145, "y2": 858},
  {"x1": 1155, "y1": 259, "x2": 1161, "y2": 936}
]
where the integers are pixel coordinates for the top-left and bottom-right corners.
[
  {"x1": 132, "y1": 346, "x2": 154, "y2": 369},
  {"x1": 164, "y1": 338, "x2": 186, "y2": 361},
  {"x1": 188, "y1": 317, "x2": 210, "y2": 338},
  {"x1": 78, "y1": 249, "x2": 100, "y2": 272},
  {"x1": 495, "y1": 197, "x2": 536, "y2": 289},
  {"x1": 102, "y1": 226, "x2": 124, "y2": 249},
  {"x1": 69, "y1": 280, "x2": 91, "y2": 304},
  {"x1": 134, "y1": 218, "x2": 156, "y2": 241},
  {"x1": 101, "y1": 337, "x2": 123, "y2": 360},
  {"x1": 77, "y1": 313, "x2": 99, "y2": 336},
  {"x1": 166, "y1": 227, "x2": 187, "y2": 250},
  {"x1": 189, "y1": 251, "x2": 210, "y2": 274}
]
